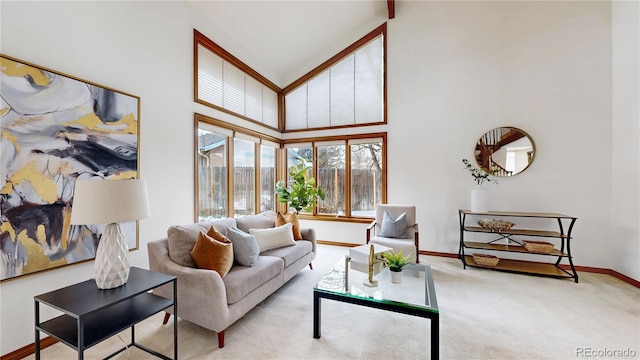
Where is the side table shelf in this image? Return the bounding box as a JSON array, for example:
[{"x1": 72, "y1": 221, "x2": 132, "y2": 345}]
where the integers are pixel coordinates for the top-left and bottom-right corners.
[
  {"x1": 35, "y1": 267, "x2": 177, "y2": 360},
  {"x1": 458, "y1": 210, "x2": 578, "y2": 282}
]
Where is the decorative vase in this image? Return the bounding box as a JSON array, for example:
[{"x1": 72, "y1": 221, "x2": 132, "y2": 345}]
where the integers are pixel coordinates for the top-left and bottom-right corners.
[
  {"x1": 470, "y1": 187, "x2": 488, "y2": 213},
  {"x1": 390, "y1": 270, "x2": 403, "y2": 284}
]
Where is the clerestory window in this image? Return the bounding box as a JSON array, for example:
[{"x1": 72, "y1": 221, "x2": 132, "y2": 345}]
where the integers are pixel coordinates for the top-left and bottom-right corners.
[{"x1": 283, "y1": 24, "x2": 386, "y2": 131}]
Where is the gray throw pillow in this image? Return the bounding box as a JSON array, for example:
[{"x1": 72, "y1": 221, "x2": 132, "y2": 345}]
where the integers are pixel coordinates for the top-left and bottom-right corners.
[
  {"x1": 226, "y1": 227, "x2": 260, "y2": 267},
  {"x1": 379, "y1": 210, "x2": 408, "y2": 238}
]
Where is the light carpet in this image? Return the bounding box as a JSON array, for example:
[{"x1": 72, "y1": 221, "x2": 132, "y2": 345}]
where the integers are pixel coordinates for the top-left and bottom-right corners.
[{"x1": 28, "y1": 244, "x2": 640, "y2": 360}]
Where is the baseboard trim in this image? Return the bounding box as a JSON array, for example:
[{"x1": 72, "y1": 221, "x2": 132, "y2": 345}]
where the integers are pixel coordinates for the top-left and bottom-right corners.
[{"x1": 1, "y1": 336, "x2": 57, "y2": 360}]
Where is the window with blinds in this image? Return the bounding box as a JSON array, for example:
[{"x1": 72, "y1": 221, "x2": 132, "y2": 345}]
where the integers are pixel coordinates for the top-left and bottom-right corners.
[
  {"x1": 284, "y1": 25, "x2": 385, "y2": 131},
  {"x1": 196, "y1": 36, "x2": 279, "y2": 129}
]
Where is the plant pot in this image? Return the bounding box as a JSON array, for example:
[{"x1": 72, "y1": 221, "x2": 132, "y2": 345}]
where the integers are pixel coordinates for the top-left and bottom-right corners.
[{"x1": 390, "y1": 270, "x2": 403, "y2": 284}]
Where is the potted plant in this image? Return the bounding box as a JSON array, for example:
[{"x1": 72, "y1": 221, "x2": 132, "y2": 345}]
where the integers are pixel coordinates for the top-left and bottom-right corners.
[
  {"x1": 462, "y1": 158, "x2": 498, "y2": 187},
  {"x1": 274, "y1": 157, "x2": 326, "y2": 214},
  {"x1": 462, "y1": 158, "x2": 497, "y2": 213},
  {"x1": 381, "y1": 250, "x2": 413, "y2": 284}
]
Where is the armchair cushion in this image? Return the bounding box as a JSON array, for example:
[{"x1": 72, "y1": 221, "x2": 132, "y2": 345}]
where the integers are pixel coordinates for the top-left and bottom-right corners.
[
  {"x1": 379, "y1": 210, "x2": 409, "y2": 238},
  {"x1": 226, "y1": 227, "x2": 260, "y2": 267}
]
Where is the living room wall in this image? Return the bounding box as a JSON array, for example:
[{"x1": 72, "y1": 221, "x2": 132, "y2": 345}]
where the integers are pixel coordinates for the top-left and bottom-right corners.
[{"x1": 1, "y1": 0, "x2": 637, "y2": 355}]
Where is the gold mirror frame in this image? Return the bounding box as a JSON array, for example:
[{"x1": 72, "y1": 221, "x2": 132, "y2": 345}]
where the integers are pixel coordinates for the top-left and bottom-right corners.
[{"x1": 474, "y1": 127, "x2": 535, "y2": 177}]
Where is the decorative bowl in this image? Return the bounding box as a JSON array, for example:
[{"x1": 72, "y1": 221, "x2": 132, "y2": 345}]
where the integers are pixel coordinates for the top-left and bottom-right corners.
[{"x1": 477, "y1": 219, "x2": 516, "y2": 232}]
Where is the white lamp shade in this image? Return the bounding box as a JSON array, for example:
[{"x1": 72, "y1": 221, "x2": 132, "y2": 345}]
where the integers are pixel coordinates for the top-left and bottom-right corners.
[{"x1": 70, "y1": 179, "x2": 150, "y2": 225}]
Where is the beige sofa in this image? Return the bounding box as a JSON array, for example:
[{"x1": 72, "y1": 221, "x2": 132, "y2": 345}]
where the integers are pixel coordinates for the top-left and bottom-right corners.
[{"x1": 147, "y1": 212, "x2": 316, "y2": 348}]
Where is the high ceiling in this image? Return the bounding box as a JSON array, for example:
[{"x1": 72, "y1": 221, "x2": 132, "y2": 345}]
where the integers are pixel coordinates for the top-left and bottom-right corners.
[{"x1": 184, "y1": 0, "x2": 390, "y2": 87}]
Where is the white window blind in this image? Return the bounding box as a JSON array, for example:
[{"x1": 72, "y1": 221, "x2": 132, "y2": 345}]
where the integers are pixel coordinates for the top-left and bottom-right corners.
[
  {"x1": 285, "y1": 86, "x2": 308, "y2": 130},
  {"x1": 307, "y1": 71, "x2": 330, "y2": 129},
  {"x1": 197, "y1": 44, "x2": 223, "y2": 106},
  {"x1": 284, "y1": 35, "x2": 384, "y2": 131},
  {"x1": 355, "y1": 37, "x2": 383, "y2": 124},
  {"x1": 197, "y1": 44, "x2": 279, "y2": 128},
  {"x1": 262, "y1": 89, "x2": 278, "y2": 128},
  {"x1": 330, "y1": 54, "x2": 355, "y2": 127},
  {"x1": 245, "y1": 76, "x2": 263, "y2": 121},
  {"x1": 223, "y1": 62, "x2": 245, "y2": 115}
]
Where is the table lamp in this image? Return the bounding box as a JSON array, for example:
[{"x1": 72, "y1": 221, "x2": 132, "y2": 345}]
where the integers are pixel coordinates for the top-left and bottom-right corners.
[{"x1": 70, "y1": 178, "x2": 150, "y2": 289}]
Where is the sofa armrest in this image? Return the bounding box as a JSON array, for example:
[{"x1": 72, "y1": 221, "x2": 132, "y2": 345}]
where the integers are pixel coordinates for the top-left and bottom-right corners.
[
  {"x1": 300, "y1": 228, "x2": 316, "y2": 254},
  {"x1": 148, "y1": 239, "x2": 230, "y2": 330}
]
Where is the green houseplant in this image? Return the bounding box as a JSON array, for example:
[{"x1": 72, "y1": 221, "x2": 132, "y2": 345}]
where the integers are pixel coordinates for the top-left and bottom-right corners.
[
  {"x1": 274, "y1": 158, "x2": 326, "y2": 214},
  {"x1": 462, "y1": 158, "x2": 498, "y2": 186},
  {"x1": 382, "y1": 249, "x2": 413, "y2": 284},
  {"x1": 382, "y1": 250, "x2": 413, "y2": 272}
]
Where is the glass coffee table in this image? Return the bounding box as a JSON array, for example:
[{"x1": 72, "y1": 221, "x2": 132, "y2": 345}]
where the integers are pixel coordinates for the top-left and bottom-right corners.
[{"x1": 313, "y1": 256, "x2": 439, "y2": 359}]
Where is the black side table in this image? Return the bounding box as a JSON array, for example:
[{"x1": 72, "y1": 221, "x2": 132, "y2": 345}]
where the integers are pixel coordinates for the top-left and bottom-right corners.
[{"x1": 34, "y1": 267, "x2": 177, "y2": 359}]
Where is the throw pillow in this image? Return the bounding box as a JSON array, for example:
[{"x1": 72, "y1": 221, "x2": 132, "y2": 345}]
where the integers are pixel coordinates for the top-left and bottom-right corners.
[
  {"x1": 249, "y1": 223, "x2": 296, "y2": 253},
  {"x1": 207, "y1": 225, "x2": 230, "y2": 243},
  {"x1": 379, "y1": 210, "x2": 408, "y2": 238},
  {"x1": 190, "y1": 231, "x2": 233, "y2": 277},
  {"x1": 275, "y1": 212, "x2": 303, "y2": 240},
  {"x1": 226, "y1": 227, "x2": 260, "y2": 267}
]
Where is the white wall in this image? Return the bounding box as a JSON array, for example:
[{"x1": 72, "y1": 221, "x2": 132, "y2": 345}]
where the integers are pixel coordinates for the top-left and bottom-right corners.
[
  {"x1": 611, "y1": 0, "x2": 640, "y2": 280},
  {"x1": 0, "y1": 1, "x2": 197, "y2": 354},
  {"x1": 0, "y1": 0, "x2": 636, "y2": 355}
]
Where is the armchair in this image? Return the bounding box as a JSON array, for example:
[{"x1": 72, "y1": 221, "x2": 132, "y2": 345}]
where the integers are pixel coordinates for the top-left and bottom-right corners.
[{"x1": 366, "y1": 204, "x2": 419, "y2": 263}]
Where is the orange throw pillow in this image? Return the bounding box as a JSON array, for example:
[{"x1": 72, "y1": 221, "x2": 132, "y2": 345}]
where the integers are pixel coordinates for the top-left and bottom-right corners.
[
  {"x1": 275, "y1": 212, "x2": 303, "y2": 240},
  {"x1": 190, "y1": 231, "x2": 233, "y2": 277},
  {"x1": 207, "y1": 225, "x2": 230, "y2": 243}
]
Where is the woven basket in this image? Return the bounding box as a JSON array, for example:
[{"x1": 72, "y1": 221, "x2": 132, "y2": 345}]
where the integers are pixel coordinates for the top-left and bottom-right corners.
[
  {"x1": 472, "y1": 253, "x2": 500, "y2": 267},
  {"x1": 523, "y1": 241, "x2": 555, "y2": 254}
]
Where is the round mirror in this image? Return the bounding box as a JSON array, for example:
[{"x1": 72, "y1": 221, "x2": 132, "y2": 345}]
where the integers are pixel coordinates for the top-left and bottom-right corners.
[{"x1": 474, "y1": 127, "x2": 535, "y2": 177}]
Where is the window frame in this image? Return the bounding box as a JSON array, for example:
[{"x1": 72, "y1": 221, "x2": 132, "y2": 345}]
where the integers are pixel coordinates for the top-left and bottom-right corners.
[
  {"x1": 282, "y1": 23, "x2": 387, "y2": 132},
  {"x1": 194, "y1": 23, "x2": 389, "y2": 223},
  {"x1": 194, "y1": 30, "x2": 283, "y2": 131},
  {"x1": 281, "y1": 132, "x2": 387, "y2": 223},
  {"x1": 194, "y1": 113, "x2": 282, "y2": 222}
]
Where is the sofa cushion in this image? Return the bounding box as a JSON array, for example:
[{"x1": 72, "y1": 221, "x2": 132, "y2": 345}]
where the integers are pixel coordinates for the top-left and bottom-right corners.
[
  {"x1": 249, "y1": 223, "x2": 296, "y2": 253},
  {"x1": 236, "y1": 211, "x2": 276, "y2": 233},
  {"x1": 167, "y1": 218, "x2": 237, "y2": 268},
  {"x1": 190, "y1": 230, "x2": 233, "y2": 277},
  {"x1": 223, "y1": 256, "x2": 283, "y2": 304},
  {"x1": 261, "y1": 240, "x2": 312, "y2": 268},
  {"x1": 275, "y1": 212, "x2": 303, "y2": 240},
  {"x1": 226, "y1": 227, "x2": 260, "y2": 267}
]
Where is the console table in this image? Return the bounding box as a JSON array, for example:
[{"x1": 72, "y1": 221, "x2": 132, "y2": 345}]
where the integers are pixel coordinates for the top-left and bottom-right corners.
[
  {"x1": 34, "y1": 267, "x2": 177, "y2": 359},
  {"x1": 458, "y1": 210, "x2": 578, "y2": 282}
]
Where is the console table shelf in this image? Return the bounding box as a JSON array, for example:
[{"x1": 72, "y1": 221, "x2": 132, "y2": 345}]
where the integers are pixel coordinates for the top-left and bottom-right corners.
[
  {"x1": 458, "y1": 210, "x2": 578, "y2": 282},
  {"x1": 463, "y1": 256, "x2": 571, "y2": 277},
  {"x1": 463, "y1": 241, "x2": 567, "y2": 257}
]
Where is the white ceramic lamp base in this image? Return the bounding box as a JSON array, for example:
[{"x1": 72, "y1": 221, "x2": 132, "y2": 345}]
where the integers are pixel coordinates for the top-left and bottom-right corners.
[{"x1": 94, "y1": 223, "x2": 130, "y2": 289}]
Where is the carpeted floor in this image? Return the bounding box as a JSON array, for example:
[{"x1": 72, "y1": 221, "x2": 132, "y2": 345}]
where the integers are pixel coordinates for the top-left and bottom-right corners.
[{"x1": 28, "y1": 244, "x2": 640, "y2": 360}]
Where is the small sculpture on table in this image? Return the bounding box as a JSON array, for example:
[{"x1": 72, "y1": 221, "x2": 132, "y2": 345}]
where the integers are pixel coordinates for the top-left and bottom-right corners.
[{"x1": 363, "y1": 244, "x2": 379, "y2": 287}]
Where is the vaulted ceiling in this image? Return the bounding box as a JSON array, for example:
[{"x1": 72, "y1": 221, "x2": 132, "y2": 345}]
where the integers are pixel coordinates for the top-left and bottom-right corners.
[{"x1": 184, "y1": 0, "x2": 391, "y2": 87}]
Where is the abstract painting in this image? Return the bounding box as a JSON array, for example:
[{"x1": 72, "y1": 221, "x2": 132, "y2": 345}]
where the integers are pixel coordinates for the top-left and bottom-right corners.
[{"x1": 0, "y1": 54, "x2": 140, "y2": 281}]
